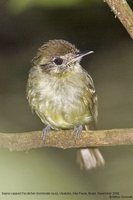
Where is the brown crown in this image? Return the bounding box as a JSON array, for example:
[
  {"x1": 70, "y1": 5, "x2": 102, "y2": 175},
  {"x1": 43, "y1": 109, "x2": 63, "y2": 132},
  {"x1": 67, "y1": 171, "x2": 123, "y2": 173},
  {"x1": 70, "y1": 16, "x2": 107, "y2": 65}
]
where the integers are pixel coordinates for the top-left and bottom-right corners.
[{"x1": 32, "y1": 39, "x2": 79, "y2": 65}]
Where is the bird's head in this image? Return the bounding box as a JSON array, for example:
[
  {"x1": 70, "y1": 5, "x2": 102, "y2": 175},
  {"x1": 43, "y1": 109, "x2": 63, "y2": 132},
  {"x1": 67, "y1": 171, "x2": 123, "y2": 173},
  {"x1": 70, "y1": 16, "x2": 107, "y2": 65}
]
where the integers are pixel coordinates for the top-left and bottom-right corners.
[{"x1": 32, "y1": 39, "x2": 93, "y2": 75}]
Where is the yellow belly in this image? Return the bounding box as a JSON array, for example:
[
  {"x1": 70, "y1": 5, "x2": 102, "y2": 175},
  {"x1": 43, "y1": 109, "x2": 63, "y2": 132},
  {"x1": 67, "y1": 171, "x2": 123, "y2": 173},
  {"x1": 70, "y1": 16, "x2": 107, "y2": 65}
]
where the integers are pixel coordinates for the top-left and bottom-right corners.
[{"x1": 36, "y1": 96, "x2": 92, "y2": 129}]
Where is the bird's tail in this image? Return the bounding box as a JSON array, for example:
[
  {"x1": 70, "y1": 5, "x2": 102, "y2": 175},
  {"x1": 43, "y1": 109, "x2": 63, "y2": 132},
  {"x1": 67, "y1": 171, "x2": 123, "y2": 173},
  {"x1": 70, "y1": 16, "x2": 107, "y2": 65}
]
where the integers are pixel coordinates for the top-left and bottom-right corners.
[{"x1": 77, "y1": 148, "x2": 105, "y2": 170}]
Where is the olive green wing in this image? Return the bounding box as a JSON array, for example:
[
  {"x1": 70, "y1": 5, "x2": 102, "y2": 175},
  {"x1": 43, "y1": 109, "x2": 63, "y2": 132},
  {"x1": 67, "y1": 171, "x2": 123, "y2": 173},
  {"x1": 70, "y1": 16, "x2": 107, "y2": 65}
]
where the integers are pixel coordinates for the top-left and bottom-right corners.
[{"x1": 84, "y1": 72, "x2": 98, "y2": 129}]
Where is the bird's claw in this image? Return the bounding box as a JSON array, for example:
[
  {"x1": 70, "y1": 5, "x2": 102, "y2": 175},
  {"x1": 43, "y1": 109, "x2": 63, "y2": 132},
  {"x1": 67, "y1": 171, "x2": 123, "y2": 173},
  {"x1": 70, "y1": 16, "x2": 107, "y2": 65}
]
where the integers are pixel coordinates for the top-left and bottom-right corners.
[
  {"x1": 42, "y1": 125, "x2": 51, "y2": 141},
  {"x1": 73, "y1": 125, "x2": 83, "y2": 138}
]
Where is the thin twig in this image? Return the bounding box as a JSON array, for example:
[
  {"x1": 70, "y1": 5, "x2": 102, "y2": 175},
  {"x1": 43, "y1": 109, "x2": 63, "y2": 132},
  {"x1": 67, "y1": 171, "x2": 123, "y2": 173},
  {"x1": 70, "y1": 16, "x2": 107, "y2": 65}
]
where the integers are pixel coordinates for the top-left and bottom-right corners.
[
  {"x1": 105, "y1": 0, "x2": 133, "y2": 39},
  {"x1": 0, "y1": 128, "x2": 133, "y2": 151}
]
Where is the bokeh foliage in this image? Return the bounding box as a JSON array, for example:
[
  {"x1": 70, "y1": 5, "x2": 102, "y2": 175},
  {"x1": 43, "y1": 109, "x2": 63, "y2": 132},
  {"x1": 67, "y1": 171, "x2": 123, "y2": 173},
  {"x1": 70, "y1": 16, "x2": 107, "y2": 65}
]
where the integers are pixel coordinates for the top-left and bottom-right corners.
[{"x1": 8, "y1": 0, "x2": 99, "y2": 13}]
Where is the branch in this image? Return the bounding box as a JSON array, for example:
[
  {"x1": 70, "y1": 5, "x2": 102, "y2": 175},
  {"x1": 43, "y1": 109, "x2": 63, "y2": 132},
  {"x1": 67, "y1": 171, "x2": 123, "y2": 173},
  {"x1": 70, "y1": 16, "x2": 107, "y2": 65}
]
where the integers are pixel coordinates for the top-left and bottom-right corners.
[
  {"x1": 105, "y1": 0, "x2": 133, "y2": 39},
  {"x1": 0, "y1": 128, "x2": 133, "y2": 151}
]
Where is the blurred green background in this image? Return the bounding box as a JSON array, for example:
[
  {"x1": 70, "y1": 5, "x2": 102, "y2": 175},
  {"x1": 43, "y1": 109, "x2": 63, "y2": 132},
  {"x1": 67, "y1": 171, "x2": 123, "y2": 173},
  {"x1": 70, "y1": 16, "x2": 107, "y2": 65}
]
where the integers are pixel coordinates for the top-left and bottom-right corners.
[{"x1": 0, "y1": 0, "x2": 133, "y2": 200}]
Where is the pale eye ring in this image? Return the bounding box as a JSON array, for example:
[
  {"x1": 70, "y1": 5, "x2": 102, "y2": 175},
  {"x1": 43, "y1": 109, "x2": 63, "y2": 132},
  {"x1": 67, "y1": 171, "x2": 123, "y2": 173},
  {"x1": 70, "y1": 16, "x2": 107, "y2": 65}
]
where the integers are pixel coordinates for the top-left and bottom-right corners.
[{"x1": 53, "y1": 57, "x2": 63, "y2": 65}]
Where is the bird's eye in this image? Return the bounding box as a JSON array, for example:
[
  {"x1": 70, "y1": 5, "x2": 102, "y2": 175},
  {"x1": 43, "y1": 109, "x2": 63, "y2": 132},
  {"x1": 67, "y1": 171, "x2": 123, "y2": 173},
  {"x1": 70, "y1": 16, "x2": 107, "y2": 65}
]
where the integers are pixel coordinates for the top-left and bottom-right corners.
[{"x1": 53, "y1": 57, "x2": 63, "y2": 65}]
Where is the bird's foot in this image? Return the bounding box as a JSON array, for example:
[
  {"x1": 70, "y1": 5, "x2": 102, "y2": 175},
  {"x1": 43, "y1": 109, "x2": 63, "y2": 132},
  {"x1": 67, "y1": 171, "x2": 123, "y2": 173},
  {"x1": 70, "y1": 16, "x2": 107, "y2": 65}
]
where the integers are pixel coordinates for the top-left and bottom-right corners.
[
  {"x1": 73, "y1": 125, "x2": 83, "y2": 138},
  {"x1": 42, "y1": 125, "x2": 51, "y2": 141}
]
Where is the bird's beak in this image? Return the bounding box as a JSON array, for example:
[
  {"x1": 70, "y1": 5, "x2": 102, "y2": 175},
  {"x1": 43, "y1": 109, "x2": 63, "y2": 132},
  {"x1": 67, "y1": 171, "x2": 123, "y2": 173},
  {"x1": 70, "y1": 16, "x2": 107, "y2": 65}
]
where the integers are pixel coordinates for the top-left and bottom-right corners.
[
  {"x1": 67, "y1": 50, "x2": 94, "y2": 66},
  {"x1": 69, "y1": 51, "x2": 94, "y2": 64},
  {"x1": 75, "y1": 50, "x2": 94, "y2": 60}
]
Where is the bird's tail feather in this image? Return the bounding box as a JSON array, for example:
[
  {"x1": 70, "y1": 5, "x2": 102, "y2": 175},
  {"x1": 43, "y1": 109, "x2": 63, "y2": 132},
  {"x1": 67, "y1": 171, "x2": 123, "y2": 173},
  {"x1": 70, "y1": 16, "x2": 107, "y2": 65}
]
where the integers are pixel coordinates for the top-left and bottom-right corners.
[{"x1": 77, "y1": 148, "x2": 105, "y2": 170}]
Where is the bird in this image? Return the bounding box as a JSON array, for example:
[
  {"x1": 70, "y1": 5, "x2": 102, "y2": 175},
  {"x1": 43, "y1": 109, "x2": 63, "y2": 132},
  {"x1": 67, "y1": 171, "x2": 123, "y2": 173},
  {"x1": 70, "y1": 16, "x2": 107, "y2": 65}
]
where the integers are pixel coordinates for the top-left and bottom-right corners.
[{"x1": 27, "y1": 39, "x2": 105, "y2": 170}]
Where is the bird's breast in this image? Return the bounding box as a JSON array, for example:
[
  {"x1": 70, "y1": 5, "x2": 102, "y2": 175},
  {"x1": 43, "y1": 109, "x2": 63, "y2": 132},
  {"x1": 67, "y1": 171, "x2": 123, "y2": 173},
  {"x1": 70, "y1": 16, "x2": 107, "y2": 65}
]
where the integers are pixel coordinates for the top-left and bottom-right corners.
[{"x1": 28, "y1": 72, "x2": 92, "y2": 129}]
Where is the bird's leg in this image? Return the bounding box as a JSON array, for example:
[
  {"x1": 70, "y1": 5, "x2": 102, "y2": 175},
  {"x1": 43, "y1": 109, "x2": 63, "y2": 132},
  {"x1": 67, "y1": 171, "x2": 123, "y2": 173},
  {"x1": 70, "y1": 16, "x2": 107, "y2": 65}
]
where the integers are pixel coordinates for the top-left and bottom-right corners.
[
  {"x1": 42, "y1": 125, "x2": 51, "y2": 141},
  {"x1": 73, "y1": 125, "x2": 83, "y2": 138}
]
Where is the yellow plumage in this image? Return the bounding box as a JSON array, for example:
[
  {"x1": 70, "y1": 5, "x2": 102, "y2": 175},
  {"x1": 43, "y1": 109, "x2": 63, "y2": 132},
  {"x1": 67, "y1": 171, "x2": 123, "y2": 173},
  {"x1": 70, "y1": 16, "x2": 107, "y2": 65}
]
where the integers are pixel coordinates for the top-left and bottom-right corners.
[{"x1": 27, "y1": 39, "x2": 104, "y2": 170}]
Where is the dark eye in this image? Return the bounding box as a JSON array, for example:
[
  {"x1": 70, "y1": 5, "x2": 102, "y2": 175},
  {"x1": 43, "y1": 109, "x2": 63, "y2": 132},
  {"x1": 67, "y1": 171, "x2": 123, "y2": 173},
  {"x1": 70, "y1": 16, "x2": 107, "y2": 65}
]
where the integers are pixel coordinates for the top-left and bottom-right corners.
[{"x1": 53, "y1": 57, "x2": 63, "y2": 65}]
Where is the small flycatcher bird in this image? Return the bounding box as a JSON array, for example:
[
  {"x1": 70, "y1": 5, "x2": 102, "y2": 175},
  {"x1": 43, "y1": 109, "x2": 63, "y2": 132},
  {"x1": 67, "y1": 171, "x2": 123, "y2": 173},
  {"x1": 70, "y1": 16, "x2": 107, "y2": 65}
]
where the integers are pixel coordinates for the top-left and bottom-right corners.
[{"x1": 27, "y1": 39, "x2": 105, "y2": 170}]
